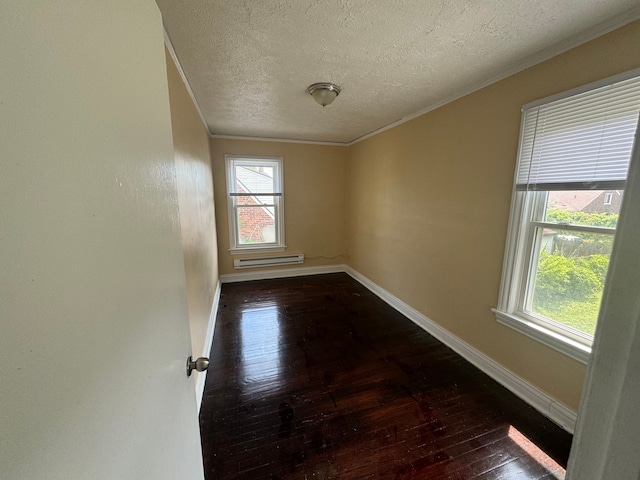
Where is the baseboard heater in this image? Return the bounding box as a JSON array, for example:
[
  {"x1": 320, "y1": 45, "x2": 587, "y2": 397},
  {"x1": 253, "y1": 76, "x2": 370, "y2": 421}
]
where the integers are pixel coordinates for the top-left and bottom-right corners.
[{"x1": 233, "y1": 254, "x2": 304, "y2": 269}]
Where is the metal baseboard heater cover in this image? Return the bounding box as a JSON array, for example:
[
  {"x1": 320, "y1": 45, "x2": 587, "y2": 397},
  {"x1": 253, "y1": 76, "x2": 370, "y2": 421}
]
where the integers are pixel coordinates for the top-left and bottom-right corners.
[{"x1": 234, "y1": 254, "x2": 304, "y2": 269}]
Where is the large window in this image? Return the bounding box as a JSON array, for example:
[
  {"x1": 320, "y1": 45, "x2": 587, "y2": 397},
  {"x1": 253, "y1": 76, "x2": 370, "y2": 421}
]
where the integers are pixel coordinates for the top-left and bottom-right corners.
[
  {"x1": 494, "y1": 70, "x2": 640, "y2": 363},
  {"x1": 225, "y1": 155, "x2": 285, "y2": 253}
]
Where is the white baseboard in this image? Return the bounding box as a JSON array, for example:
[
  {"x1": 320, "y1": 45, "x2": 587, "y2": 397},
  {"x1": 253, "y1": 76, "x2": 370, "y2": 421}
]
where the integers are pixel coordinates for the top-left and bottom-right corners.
[
  {"x1": 196, "y1": 280, "x2": 221, "y2": 412},
  {"x1": 220, "y1": 264, "x2": 347, "y2": 283},
  {"x1": 343, "y1": 266, "x2": 577, "y2": 433}
]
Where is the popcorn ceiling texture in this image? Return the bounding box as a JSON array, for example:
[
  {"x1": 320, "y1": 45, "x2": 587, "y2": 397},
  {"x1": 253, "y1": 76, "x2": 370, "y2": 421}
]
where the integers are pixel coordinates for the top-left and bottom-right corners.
[{"x1": 157, "y1": 0, "x2": 640, "y2": 144}]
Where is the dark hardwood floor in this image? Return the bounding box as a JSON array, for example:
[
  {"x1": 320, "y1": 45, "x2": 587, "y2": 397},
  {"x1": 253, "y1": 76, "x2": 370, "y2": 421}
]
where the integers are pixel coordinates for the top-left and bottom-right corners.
[{"x1": 200, "y1": 273, "x2": 572, "y2": 479}]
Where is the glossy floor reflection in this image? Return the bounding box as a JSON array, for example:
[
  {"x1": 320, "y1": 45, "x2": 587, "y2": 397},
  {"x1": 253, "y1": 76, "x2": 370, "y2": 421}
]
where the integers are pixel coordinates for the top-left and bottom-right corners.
[
  {"x1": 239, "y1": 303, "x2": 282, "y2": 395},
  {"x1": 200, "y1": 274, "x2": 572, "y2": 479}
]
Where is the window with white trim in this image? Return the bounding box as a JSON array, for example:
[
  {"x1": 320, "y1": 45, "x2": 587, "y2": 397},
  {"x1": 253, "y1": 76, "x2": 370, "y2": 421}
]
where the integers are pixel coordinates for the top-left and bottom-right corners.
[
  {"x1": 494, "y1": 70, "x2": 640, "y2": 363},
  {"x1": 225, "y1": 155, "x2": 285, "y2": 253}
]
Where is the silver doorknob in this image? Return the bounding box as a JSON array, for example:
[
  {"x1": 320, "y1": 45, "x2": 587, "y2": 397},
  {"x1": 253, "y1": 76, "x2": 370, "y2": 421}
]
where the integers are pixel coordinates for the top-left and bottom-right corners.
[{"x1": 186, "y1": 356, "x2": 210, "y2": 377}]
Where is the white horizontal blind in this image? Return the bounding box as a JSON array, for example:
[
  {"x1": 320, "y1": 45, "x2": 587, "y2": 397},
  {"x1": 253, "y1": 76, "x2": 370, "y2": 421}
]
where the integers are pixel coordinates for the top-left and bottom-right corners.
[{"x1": 516, "y1": 74, "x2": 640, "y2": 191}]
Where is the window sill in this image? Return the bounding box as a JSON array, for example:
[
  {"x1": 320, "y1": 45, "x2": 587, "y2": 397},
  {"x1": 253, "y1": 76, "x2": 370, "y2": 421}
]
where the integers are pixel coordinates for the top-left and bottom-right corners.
[
  {"x1": 492, "y1": 309, "x2": 591, "y2": 364},
  {"x1": 230, "y1": 246, "x2": 286, "y2": 255}
]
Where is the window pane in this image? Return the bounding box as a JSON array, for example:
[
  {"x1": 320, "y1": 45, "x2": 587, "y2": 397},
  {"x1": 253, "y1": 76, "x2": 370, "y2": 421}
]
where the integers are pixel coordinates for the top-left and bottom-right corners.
[
  {"x1": 237, "y1": 206, "x2": 276, "y2": 245},
  {"x1": 530, "y1": 229, "x2": 613, "y2": 336},
  {"x1": 235, "y1": 165, "x2": 276, "y2": 194},
  {"x1": 545, "y1": 190, "x2": 623, "y2": 228}
]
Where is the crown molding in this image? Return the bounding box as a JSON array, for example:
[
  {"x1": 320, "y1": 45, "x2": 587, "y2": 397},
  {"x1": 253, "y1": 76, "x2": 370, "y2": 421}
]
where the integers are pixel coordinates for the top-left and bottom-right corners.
[
  {"x1": 347, "y1": 9, "x2": 640, "y2": 146},
  {"x1": 163, "y1": 26, "x2": 212, "y2": 136},
  {"x1": 210, "y1": 134, "x2": 348, "y2": 147}
]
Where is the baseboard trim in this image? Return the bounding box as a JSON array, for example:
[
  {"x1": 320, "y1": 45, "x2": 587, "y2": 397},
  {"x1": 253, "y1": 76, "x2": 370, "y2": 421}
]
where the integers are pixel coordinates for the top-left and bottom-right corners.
[
  {"x1": 196, "y1": 280, "x2": 221, "y2": 412},
  {"x1": 343, "y1": 266, "x2": 577, "y2": 433},
  {"x1": 220, "y1": 264, "x2": 347, "y2": 283}
]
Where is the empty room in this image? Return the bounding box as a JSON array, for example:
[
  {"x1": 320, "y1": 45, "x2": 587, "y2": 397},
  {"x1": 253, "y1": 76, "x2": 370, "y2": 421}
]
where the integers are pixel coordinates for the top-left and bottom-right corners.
[{"x1": 3, "y1": 2, "x2": 640, "y2": 479}]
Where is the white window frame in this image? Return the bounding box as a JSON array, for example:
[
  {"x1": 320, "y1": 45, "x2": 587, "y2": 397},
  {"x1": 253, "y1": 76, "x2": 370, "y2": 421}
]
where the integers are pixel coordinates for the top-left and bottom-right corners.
[
  {"x1": 494, "y1": 190, "x2": 615, "y2": 363},
  {"x1": 604, "y1": 192, "x2": 613, "y2": 205},
  {"x1": 494, "y1": 69, "x2": 640, "y2": 364},
  {"x1": 225, "y1": 155, "x2": 285, "y2": 254}
]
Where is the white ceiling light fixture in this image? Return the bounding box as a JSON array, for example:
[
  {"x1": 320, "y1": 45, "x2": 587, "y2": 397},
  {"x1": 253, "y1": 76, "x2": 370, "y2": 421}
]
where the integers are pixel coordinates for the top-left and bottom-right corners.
[{"x1": 307, "y1": 82, "x2": 341, "y2": 107}]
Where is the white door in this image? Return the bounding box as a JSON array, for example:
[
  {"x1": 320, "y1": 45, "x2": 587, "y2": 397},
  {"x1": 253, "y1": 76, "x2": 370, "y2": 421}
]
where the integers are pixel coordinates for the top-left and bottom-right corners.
[
  {"x1": 0, "y1": 2, "x2": 204, "y2": 479},
  {"x1": 566, "y1": 123, "x2": 640, "y2": 477}
]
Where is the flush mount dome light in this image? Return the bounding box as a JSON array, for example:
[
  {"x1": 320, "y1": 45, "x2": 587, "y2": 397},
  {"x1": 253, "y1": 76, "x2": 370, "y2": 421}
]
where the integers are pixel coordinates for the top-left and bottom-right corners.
[{"x1": 307, "y1": 82, "x2": 341, "y2": 107}]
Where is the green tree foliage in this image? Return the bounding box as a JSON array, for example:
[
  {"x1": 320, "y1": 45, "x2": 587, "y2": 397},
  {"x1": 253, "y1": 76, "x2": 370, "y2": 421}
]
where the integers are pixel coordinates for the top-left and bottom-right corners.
[
  {"x1": 546, "y1": 208, "x2": 618, "y2": 228},
  {"x1": 533, "y1": 252, "x2": 605, "y2": 306},
  {"x1": 532, "y1": 252, "x2": 609, "y2": 335}
]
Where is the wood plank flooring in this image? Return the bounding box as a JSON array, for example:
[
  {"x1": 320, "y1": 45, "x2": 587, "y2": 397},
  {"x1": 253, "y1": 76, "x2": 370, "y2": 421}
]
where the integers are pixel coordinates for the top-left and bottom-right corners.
[{"x1": 200, "y1": 273, "x2": 572, "y2": 479}]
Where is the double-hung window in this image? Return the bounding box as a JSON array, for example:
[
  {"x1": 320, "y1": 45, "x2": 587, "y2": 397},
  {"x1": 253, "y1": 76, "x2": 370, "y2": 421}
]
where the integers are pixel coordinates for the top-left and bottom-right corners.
[
  {"x1": 494, "y1": 70, "x2": 640, "y2": 363},
  {"x1": 225, "y1": 155, "x2": 285, "y2": 253}
]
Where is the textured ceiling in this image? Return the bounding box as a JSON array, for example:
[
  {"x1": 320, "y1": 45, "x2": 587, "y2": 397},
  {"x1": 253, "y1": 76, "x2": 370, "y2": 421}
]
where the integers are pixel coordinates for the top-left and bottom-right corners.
[{"x1": 157, "y1": 0, "x2": 640, "y2": 144}]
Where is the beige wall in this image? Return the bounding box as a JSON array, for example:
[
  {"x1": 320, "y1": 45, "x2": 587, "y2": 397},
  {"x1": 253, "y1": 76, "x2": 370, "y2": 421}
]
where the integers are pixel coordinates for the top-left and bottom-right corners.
[
  {"x1": 210, "y1": 139, "x2": 348, "y2": 275},
  {"x1": 346, "y1": 20, "x2": 640, "y2": 411},
  {"x1": 165, "y1": 50, "x2": 219, "y2": 362}
]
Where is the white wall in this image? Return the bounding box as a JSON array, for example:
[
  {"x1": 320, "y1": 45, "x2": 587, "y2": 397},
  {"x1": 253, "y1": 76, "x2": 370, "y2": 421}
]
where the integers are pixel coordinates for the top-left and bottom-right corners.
[
  {"x1": 567, "y1": 129, "x2": 640, "y2": 478},
  {"x1": 0, "y1": 2, "x2": 204, "y2": 478}
]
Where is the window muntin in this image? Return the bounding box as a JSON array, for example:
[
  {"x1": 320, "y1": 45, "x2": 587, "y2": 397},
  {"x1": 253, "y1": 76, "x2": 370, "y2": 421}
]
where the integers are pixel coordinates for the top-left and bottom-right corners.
[
  {"x1": 495, "y1": 69, "x2": 640, "y2": 361},
  {"x1": 226, "y1": 156, "x2": 284, "y2": 252}
]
